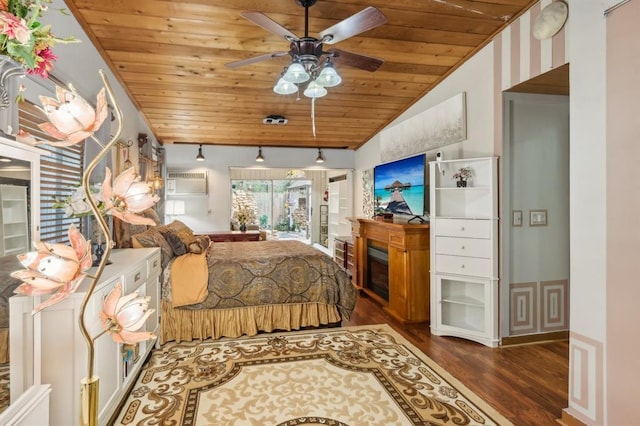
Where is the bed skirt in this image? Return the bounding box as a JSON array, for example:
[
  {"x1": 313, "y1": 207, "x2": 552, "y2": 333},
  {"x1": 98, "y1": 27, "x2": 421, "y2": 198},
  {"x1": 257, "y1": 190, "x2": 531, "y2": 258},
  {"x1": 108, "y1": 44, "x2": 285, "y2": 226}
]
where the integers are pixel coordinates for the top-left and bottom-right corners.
[{"x1": 160, "y1": 300, "x2": 342, "y2": 344}]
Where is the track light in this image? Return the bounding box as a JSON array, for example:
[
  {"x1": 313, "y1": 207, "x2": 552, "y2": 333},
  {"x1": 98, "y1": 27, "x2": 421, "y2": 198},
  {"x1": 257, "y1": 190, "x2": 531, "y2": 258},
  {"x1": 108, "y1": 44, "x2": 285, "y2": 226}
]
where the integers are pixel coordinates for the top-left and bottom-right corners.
[
  {"x1": 256, "y1": 146, "x2": 265, "y2": 162},
  {"x1": 196, "y1": 144, "x2": 205, "y2": 161},
  {"x1": 315, "y1": 148, "x2": 325, "y2": 163}
]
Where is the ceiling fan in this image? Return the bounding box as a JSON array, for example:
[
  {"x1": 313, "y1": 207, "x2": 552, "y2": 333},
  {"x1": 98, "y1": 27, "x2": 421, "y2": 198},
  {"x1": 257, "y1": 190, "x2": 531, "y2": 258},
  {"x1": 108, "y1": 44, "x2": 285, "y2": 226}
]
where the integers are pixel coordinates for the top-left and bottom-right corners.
[{"x1": 225, "y1": 0, "x2": 387, "y2": 79}]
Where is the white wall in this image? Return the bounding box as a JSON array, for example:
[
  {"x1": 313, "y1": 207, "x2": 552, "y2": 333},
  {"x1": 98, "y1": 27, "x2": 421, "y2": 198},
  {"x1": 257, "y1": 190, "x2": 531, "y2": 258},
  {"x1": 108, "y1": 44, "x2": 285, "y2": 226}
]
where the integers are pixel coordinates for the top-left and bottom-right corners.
[
  {"x1": 163, "y1": 145, "x2": 354, "y2": 233},
  {"x1": 354, "y1": 44, "x2": 496, "y2": 216}
]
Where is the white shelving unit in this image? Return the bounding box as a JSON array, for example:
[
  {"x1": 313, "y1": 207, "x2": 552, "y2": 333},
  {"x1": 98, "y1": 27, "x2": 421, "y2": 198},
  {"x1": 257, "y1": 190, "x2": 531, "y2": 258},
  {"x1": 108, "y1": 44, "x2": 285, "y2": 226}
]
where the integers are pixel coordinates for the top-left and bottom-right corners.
[
  {"x1": 327, "y1": 173, "x2": 352, "y2": 254},
  {"x1": 429, "y1": 157, "x2": 499, "y2": 347},
  {"x1": 0, "y1": 184, "x2": 29, "y2": 256}
]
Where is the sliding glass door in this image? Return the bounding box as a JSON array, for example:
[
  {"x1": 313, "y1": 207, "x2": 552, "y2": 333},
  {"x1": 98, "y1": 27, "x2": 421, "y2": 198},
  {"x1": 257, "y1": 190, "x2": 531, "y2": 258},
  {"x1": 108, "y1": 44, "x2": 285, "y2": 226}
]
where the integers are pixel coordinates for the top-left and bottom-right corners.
[{"x1": 231, "y1": 179, "x2": 311, "y2": 242}]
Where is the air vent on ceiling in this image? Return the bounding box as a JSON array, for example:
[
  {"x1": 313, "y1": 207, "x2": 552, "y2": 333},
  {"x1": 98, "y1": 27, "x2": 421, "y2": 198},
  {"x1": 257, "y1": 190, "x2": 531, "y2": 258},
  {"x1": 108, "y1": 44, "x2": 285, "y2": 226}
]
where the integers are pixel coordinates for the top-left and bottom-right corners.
[{"x1": 263, "y1": 114, "x2": 288, "y2": 125}]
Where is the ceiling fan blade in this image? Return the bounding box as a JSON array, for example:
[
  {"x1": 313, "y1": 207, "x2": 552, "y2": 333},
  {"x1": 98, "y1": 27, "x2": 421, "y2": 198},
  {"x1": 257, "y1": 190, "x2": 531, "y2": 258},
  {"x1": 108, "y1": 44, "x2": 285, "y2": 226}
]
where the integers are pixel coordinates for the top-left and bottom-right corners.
[
  {"x1": 319, "y1": 7, "x2": 386, "y2": 45},
  {"x1": 241, "y1": 11, "x2": 300, "y2": 41},
  {"x1": 330, "y1": 49, "x2": 384, "y2": 72},
  {"x1": 225, "y1": 51, "x2": 290, "y2": 69}
]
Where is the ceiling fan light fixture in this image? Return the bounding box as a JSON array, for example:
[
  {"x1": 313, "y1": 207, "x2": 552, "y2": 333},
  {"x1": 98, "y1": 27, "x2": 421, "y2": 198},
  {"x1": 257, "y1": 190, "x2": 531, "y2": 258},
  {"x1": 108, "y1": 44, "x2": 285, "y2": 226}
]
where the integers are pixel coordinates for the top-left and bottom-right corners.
[
  {"x1": 315, "y1": 148, "x2": 325, "y2": 163},
  {"x1": 304, "y1": 80, "x2": 327, "y2": 98},
  {"x1": 256, "y1": 146, "x2": 265, "y2": 162},
  {"x1": 196, "y1": 144, "x2": 205, "y2": 161},
  {"x1": 273, "y1": 77, "x2": 298, "y2": 95},
  {"x1": 316, "y1": 62, "x2": 342, "y2": 87},
  {"x1": 283, "y1": 62, "x2": 310, "y2": 83}
]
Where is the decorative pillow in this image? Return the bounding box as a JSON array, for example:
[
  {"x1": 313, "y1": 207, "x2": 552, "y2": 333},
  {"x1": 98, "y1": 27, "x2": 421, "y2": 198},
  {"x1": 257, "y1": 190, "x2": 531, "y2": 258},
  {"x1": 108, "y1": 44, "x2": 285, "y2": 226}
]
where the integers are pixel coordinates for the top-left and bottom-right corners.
[
  {"x1": 131, "y1": 227, "x2": 174, "y2": 270},
  {"x1": 165, "y1": 220, "x2": 196, "y2": 247},
  {"x1": 158, "y1": 228, "x2": 188, "y2": 256},
  {"x1": 113, "y1": 208, "x2": 162, "y2": 248},
  {"x1": 188, "y1": 235, "x2": 211, "y2": 254}
]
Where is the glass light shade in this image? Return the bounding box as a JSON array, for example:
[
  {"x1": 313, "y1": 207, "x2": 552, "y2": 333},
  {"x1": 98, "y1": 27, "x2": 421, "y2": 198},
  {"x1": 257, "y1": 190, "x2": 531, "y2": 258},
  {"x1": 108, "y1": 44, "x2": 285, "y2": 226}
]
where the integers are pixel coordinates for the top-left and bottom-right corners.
[
  {"x1": 196, "y1": 145, "x2": 204, "y2": 161},
  {"x1": 152, "y1": 175, "x2": 164, "y2": 189},
  {"x1": 304, "y1": 81, "x2": 327, "y2": 98},
  {"x1": 315, "y1": 149, "x2": 325, "y2": 163},
  {"x1": 256, "y1": 147, "x2": 265, "y2": 162},
  {"x1": 316, "y1": 64, "x2": 342, "y2": 87},
  {"x1": 283, "y1": 62, "x2": 310, "y2": 84},
  {"x1": 273, "y1": 78, "x2": 298, "y2": 95}
]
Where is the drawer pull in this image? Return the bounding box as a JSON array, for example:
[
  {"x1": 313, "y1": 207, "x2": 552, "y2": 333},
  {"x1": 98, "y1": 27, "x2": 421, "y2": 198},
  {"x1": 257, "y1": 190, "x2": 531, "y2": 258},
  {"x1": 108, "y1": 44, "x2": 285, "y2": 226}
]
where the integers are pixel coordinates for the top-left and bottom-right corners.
[
  {"x1": 135, "y1": 272, "x2": 141, "y2": 282},
  {"x1": 153, "y1": 260, "x2": 158, "y2": 268},
  {"x1": 460, "y1": 264, "x2": 465, "y2": 269},
  {"x1": 461, "y1": 245, "x2": 465, "y2": 250}
]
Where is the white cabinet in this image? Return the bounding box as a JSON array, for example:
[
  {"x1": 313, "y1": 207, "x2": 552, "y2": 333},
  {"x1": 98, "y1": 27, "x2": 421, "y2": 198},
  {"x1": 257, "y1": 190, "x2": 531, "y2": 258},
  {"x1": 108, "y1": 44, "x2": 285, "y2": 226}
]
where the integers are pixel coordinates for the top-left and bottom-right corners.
[
  {"x1": 12, "y1": 248, "x2": 161, "y2": 426},
  {"x1": 0, "y1": 184, "x2": 29, "y2": 256},
  {"x1": 327, "y1": 173, "x2": 352, "y2": 253},
  {"x1": 429, "y1": 157, "x2": 499, "y2": 347}
]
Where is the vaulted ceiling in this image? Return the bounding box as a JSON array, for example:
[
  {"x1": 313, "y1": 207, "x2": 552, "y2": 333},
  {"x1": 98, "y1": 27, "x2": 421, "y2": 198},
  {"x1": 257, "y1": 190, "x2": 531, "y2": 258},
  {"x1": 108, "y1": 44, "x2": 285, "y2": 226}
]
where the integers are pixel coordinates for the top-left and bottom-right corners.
[{"x1": 65, "y1": 0, "x2": 536, "y2": 150}]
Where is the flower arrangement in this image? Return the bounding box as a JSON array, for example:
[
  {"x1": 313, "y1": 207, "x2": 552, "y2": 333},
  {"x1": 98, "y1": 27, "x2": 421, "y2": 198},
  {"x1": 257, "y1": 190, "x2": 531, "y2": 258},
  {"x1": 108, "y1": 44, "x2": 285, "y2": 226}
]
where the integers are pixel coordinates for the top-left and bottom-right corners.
[
  {"x1": 452, "y1": 167, "x2": 472, "y2": 182},
  {"x1": 52, "y1": 183, "x2": 106, "y2": 217},
  {"x1": 0, "y1": 0, "x2": 79, "y2": 78},
  {"x1": 235, "y1": 210, "x2": 248, "y2": 225}
]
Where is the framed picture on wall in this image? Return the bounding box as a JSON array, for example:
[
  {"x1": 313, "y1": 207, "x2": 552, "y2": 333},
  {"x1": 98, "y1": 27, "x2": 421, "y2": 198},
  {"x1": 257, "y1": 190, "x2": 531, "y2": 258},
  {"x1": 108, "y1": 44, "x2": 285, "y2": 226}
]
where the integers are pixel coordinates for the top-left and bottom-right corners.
[{"x1": 529, "y1": 209, "x2": 548, "y2": 226}]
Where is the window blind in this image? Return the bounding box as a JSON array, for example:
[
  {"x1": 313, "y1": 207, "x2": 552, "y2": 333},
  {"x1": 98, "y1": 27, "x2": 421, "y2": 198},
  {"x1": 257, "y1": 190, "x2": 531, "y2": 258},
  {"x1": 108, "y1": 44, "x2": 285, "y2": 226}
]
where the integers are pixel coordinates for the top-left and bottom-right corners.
[{"x1": 19, "y1": 101, "x2": 84, "y2": 243}]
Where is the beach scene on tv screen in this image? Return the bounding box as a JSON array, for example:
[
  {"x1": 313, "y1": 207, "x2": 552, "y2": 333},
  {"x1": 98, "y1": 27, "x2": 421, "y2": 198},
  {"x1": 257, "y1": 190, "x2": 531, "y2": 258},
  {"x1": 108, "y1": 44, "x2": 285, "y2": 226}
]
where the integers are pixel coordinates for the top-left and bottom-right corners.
[{"x1": 374, "y1": 155, "x2": 425, "y2": 216}]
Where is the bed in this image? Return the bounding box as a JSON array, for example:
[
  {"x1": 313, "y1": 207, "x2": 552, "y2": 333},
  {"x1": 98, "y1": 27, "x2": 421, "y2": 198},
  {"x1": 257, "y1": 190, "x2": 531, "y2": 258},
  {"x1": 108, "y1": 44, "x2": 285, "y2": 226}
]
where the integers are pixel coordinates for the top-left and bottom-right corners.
[{"x1": 128, "y1": 220, "x2": 357, "y2": 344}]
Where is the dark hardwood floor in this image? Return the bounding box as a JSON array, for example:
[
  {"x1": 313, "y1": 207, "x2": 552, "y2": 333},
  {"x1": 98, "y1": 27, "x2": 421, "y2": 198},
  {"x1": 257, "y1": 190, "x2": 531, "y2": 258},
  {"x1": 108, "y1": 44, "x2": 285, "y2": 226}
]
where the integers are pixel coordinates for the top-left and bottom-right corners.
[{"x1": 343, "y1": 295, "x2": 569, "y2": 426}]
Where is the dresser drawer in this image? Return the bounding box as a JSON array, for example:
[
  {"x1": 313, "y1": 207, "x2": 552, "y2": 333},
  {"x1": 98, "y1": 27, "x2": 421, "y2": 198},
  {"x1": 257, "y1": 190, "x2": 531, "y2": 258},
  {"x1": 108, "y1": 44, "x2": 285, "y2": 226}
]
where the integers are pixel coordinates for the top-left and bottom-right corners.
[
  {"x1": 435, "y1": 236, "x2": 491, "y2": 258},
  {"x1": 123, "y1": 261, "x2": 148, "y2": 293},
  {"x1": 148, "y1": 252, "x2": 161, "y2": 278},
  {"x1": 435, "y1": 218, "x2": 491, "y2": 239},
  {"x1": 435, "y1": 254, "x2": 492, "y2": 277}
]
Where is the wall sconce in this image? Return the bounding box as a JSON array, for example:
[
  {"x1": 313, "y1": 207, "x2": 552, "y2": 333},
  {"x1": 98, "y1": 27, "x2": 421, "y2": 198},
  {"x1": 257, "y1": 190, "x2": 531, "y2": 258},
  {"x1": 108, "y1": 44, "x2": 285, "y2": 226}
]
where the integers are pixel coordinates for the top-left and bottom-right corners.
[
  {"x1": 196, "y1": 144, "x2": 205, "y2": 161},
  {"x1": 315, "y1": 148, "x2": 325, "y2": 163},
  {"x1": 255, "y1": 146, "x2": 265, "y2": 162}
]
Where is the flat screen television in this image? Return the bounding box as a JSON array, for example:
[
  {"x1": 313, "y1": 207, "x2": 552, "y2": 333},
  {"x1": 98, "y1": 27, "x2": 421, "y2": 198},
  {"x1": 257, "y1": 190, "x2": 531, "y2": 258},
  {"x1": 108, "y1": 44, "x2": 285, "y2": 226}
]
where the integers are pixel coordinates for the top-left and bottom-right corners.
[{"x1": 374, "y1": 154, "x2": 427, "y2": 218}]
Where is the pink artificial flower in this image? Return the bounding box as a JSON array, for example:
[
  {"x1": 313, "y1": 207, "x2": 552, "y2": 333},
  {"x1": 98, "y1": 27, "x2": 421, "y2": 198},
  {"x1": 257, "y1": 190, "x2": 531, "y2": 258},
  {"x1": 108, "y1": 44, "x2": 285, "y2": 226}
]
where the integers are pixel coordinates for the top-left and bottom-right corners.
[
  {"x1": 102, "y1": 167, "x2": 159, "y2": 226},
  {"x1": 0, "y1": 11, "x2": 31, "y2": 44},
  {"x1": 26, "y1": 47, "x2": 57, "y2": 78},
  {"x1": 37, "y1": 85, "x2": 107, "y2": 146},
  {"x1": 100, "y1": 283, "x2": 155, "y2": 344},
  {"x1": 11, "y1": 225, "x2": 92, "y2": 314},
  {"x1": 16, "y1": 129, "x2": 37, "y2": 145}
]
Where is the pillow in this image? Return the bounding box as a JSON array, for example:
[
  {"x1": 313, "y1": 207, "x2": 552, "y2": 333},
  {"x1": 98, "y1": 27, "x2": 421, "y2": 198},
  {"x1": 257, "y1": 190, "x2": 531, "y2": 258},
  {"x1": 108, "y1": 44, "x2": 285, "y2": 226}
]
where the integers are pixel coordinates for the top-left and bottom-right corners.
[
  {"x1": 165, "y1": 220, "x2": 195, "y2": 246},
  {"x1": 113, "y1": 208, "x2": 162, "y2": 248},
  {"x1": 188, "y1": 235, "x2": 211, "y2": 254},
  {"x1": 131, "y1": 227, "x2": 174, "y2": 270},
  {"x1": 158, "y1": 228, "x2": 188, "y2": 256}
]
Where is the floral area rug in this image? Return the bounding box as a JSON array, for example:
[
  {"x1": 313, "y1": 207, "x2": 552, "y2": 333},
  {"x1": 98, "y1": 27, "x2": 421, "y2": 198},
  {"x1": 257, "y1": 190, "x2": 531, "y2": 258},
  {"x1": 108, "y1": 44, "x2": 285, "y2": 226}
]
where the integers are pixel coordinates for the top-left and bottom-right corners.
[{"x1": 115, "y1": 324, "x2": 512, "y2": 425}]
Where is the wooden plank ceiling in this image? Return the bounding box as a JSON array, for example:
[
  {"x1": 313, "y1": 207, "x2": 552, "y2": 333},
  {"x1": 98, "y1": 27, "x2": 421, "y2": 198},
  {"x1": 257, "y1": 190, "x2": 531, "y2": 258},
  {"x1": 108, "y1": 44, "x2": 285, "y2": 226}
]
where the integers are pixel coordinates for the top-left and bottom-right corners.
[{"x1": 65, "y1": 0, "x2": 536, "y2": 150}]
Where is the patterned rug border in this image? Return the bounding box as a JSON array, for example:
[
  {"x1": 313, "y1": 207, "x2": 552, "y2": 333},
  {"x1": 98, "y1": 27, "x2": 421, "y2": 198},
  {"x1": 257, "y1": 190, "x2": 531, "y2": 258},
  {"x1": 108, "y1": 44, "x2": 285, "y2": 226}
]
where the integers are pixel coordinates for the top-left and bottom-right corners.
[
  {"x1": 194, "y1": 323, "x2": 514, "y2": 426},
  {"x1": 360, "y1": 324, "x2": 513, "y2": 426},
  {"x1": 120, "y1": 323, "x2": 513, "y2": 426}
]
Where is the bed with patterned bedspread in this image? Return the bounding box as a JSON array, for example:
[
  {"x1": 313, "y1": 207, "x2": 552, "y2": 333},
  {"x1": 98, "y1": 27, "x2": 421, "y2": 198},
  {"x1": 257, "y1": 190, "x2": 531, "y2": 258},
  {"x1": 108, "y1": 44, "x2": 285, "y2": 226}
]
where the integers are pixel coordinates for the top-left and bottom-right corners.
[
  {"x1": 159, "y1": 239, "x2": 357, "y2": 344},
  {"x1": 123, "y1": 219, "x2": 357, "y2": 344}
]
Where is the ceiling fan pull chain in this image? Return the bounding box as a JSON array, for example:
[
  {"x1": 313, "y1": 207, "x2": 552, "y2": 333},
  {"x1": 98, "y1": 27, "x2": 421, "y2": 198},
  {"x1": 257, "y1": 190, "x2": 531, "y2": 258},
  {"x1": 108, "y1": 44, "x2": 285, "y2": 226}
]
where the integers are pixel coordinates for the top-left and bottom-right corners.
[{"x1": 311, "y1": 96, "x2": 316, "y2": 138}]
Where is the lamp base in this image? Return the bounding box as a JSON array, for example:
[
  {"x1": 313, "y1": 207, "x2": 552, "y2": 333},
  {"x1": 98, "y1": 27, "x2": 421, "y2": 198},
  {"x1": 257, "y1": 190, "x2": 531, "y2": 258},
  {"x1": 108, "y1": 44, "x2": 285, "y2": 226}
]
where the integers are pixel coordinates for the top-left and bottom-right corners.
[{"x1": 80, "y1": 376, "x2": 99, "y2": 426}]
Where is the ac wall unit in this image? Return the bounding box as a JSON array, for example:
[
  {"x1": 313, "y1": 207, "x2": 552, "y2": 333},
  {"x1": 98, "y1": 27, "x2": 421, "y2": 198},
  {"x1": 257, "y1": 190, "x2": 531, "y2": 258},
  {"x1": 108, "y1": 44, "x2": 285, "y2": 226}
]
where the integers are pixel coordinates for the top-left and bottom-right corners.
[{"x1": 166, "y1": 170, "x2": 207, "y2": 195}]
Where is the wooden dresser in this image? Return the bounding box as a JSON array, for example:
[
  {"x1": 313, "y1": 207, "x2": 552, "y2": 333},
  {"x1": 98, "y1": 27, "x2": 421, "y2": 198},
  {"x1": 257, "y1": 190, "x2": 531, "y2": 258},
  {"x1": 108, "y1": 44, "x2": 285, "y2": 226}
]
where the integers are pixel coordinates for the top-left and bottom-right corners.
[
  {"x1": 348, "y1": 218, "x2": 430, "y2": 324},
  {"x1": 201, "y1": 230, "x2": 261, "y2": 242}
]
